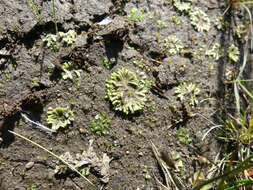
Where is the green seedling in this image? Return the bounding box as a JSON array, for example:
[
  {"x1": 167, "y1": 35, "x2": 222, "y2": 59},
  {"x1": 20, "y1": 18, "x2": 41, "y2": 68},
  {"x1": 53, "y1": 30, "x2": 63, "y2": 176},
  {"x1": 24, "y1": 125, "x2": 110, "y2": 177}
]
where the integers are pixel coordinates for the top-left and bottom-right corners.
[
  {"x1": 106, "y1": 68, "x2": 150, "y2": 114},
  {"x1": 174, "y1": 82, "x2": 200, "y2": 107},
  {"x1": 228, "y1": 44, "x2": 240, "y2": 63},
  {"x1": 42, "y1": 34, "x2": 59, "y2": 52},
  {"x1": 172, "y1": 0, "x2": 192, "y2": 13},
  {"x1": 29, "y1": 184, "x2": 38, "y2": 190},
  {"x1": 171, "y1": 15, "x2": 182, "y2": 26},
  {"x1": 176, "y1": 128, "x2": 192, "y2": 145},
  {"x1": 47, "y1": 107, "x2": 74, "y2": 132},
  {"x1": 128, "y1": 8, "x2": 145, "y2": 23},
  {"x1": 143, "y1": 165, "x2": 152, "y2": 180},
  {"x1": 162, "y1": 35, "x2": 184, "y2": 56},
  {"x1": 213, "y1": 16, "x2": 225, "y2": 30},
  {"x1": 89, "y1": 113, "x2": 111, "y2": 136},
  {"x1": 235, "y1": 24, "x2": 247, "y2": 39},
  {"x1": 102, "y1": 58, "x2": 114, "y2": 70},
  {"x1": 205, "y1": 43, "x2": 222, "y2": 61},
  {"x1": 43, "y1": 30, "x2": 77, "y2": 52},
  {"x1": 224, "y1": 112, "x2": 253, "y2": 145},
  {"x1": 62, "y1": 62, "x2": 81, "y2": 85},
  {"x1": 157, "y1": 20, "x2": 167, "y2": 29},
  {"x1": 31, "y1": 78, "x2": 40, "y2": 88},
  {"x1": 58, "y1": 30, "x2": 77, "y2": 47}
]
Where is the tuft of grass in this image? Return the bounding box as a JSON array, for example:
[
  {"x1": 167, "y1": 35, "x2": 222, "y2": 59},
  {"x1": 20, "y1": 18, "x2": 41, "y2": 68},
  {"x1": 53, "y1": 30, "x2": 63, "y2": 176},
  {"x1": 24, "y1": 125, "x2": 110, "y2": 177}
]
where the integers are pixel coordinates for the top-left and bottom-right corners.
[
  {"x1": 52, "y1": 0, "x2": 58, "y2": 33},
  {"x1": 27, "y1": 0, "x2": 43, "y2": 23}
]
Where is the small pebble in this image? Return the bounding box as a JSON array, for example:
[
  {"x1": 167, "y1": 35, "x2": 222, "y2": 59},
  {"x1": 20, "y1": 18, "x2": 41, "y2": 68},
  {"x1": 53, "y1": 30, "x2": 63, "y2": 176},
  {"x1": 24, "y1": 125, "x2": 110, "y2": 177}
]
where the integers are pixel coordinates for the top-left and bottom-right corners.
[
  {"x1": 79, "y1": 127, "x2": 86, "y2": 134},
  {"x1": 25, "y1": 161, "x2": 34, "y2": 170}
]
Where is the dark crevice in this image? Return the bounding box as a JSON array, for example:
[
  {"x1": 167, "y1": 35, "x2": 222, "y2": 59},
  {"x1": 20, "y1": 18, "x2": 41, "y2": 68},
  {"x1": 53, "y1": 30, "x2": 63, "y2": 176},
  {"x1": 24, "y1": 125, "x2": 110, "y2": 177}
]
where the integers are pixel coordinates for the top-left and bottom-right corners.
[
  {"x1": 104, "y1": 39, "x2": 124, "y2": 65},
  {"x1": 110, "y1": 0, "x2": 129, "y2": 15},
  {"x1": 20, "y1": 21, "x2": 63, "y2": 48},
  {"x1": 91, "y1": 13, "x2": 108, "y2": 23}
]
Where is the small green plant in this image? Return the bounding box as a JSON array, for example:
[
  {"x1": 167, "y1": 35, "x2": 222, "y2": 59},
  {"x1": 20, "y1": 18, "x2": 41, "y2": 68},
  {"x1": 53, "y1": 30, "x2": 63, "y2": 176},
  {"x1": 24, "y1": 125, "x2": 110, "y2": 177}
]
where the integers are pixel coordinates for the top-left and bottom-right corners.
[
  {"x1": 176, "y1": 127, "x2": 192, "y2": 145},
  {"x1": 31, "y1": 78, "x2": 40, "y2": 88},
  {"x1": 171, "y1": 15, "x2": 182, "y2": 26},
  {"x1": 172, "y1": 0, "x2": 192, "y2": 13},
  {"x1": 174, "y1": 82, "x2": 200, "y2": 106},
  {"x1": 162, "y1": 35, "x2": 184, "y2": 56},
  {"x1": 47, "y1": 107, "x2": 74, "y2": 132},
  {"x1": 29, "y1": 184, "x2": 38, "y2": 190},
  {"x1": 235, "y1": 24, "x2": 247, "y2": 39},
  {"x1": 89, "y1": 113, "x2": 111, "y2": 136},
  {"x1": 102, "y1": 58, "x2": 114, "y2": 70},
  {"x1": 189, "y1": 7, "x2": 211, "y2": 32},
  {"x1": 157, "y1": 20, "x2": 167, "y2": 29},
  {"x1": 228, "y1": 44, "x2": 240, "y2": 63},
  {"x1": 213, "y1": 16, "x2": 225, "y2": 30},
  {"x1": 143, "y1": 165, "x2": 152, "y2": 180},
  {"x1": 205, "y1": 43, "x2": 222, "y2": 61},
  {"x1": 42, "y1": 34, "x2": 59, "y2": 52},
  {"x1": 58, "y1": 30, "x2": 77, "y2": 47},
  {"x1": 128, "y1": 8, "x2": 145, "y2": 23},
  {"x1": 43, "y1": 30, "x2": 77, "y2": 52},
  {"x1": 106, "y1": 68, "x2": 150, "y2": 114},
  {"x1": 62, "y1": 62, "x2": 81, "y2": 85}
]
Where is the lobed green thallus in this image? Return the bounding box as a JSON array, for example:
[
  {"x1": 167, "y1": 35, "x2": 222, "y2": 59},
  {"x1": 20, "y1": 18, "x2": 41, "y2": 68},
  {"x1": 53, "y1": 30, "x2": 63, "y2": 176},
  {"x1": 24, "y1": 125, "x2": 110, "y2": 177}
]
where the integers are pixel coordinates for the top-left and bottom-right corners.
[{"x1": 106, "y1": 68, "x2": 150, "y2": 114}]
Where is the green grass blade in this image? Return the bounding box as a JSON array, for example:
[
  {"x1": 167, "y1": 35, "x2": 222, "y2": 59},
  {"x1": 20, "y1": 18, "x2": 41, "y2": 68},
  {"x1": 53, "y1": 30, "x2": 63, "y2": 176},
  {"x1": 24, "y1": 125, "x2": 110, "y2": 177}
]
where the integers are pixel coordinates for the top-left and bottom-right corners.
[{"x1": 224, "y1": 179, "x2": 253, "y2": 190}]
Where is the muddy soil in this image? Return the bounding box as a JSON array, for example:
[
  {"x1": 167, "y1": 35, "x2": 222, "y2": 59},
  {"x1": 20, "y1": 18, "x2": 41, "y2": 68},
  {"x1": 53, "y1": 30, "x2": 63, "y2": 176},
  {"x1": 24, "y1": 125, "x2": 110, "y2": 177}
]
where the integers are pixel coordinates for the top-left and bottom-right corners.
[{"x1": 0, "y1": 0, "x2": 228, "y2": 189}]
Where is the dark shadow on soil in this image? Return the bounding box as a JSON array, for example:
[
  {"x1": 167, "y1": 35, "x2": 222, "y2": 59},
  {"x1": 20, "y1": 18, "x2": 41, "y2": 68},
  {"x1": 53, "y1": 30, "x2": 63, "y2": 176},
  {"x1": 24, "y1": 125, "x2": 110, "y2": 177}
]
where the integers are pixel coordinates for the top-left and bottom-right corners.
[
  {"x1": 49, "y1": 68, "x2": 63, "y2": 81},
  {"x1": 0, "y1": 91, "x2": 46, "y2": 148},
  {"x1": 216, "y1": 3, "x2": 253, "y2": 117},
  {"x1": 0, "y1": 114, "x2": 19, "y2": 148},
  {"x1": 104, "y1": 39, "x2": 124, "y2": 66},
  {"x1": 21, "y1": 21, "x2": 63, "y2": 49},
  {"x1": 215, "y1": 4, "x2": 234, "y2": 121},
  {"x1": 107, "y1": 102, "x2": 143, "y2": 120}
]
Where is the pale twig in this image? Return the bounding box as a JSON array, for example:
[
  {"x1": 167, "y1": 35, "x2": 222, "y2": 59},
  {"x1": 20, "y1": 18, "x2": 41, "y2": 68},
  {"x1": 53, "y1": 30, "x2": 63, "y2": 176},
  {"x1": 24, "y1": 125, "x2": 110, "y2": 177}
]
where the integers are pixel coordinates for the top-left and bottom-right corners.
[
  {"x1": 150, "y1": 141, "x2": 185, "y2": 190},
  {"x1": 201, "y1": 125, "x2": 222, "y2": 141},
  {"x1": 21, "y1": 112, "x2": 54, "y2": 134},
  {"x1": 8, "y1": 130, "x2": 94, "y2": 186}
]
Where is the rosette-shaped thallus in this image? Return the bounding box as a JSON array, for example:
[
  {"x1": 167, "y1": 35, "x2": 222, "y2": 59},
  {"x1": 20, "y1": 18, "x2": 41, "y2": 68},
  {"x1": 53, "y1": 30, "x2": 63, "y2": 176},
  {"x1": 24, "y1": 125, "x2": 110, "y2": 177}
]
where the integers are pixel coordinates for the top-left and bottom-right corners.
[{"x1": 106, "y1": 68, "x2": 149, "y2": 114}]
